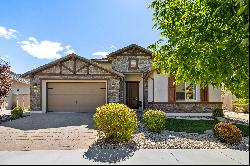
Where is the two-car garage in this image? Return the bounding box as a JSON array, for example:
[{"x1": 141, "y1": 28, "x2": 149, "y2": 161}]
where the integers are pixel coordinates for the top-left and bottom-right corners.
[
  {"x1": 23, "y1": 54, "x2": 123, "y2": 113},
  {"x1": 46, "y1": 82, "x2": 106, "y2": 112}
]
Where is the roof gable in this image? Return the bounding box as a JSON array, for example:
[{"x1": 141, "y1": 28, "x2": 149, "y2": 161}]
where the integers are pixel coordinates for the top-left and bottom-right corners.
[
  {"x1": 22, "y1": 53, "x2": 124, "y2": 77},
  {"x1": 107, "y1": 44, "x2": 152, "y2": 58}
]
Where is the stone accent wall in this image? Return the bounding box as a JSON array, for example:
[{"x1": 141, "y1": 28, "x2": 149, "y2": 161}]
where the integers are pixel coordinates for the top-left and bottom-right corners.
[
  {"x1": 42, "y1": 65, "x2": 60, "y2": 74},
  {"x1": 112, "y1": 55, "x2": 152, "y2": 73},
  {"x1": 146, "y1": 102, "x2": 222, "y2": 113},
  {"x1": 30, "y1": 75, "x2": 41, "y2": 111},
  {"x1": 143, "y1": 76, "x2": 148, "y2": 109},
  {"x1": 119, "y1": 79, "x2": 125, "y2": 103},
  {"x1": 29, "y1": 55, "x2": 124, "y2": 111},
  {"x1": 107, "y1": 78, "x2": 121, "y2": 103}
]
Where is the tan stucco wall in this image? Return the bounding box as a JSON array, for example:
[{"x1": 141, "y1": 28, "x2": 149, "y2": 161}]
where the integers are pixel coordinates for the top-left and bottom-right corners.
[
  {"x1": 124, "y1": 74, "x2": 143, "y2": 105},
  {"x1": 12, "y1": 81, "x2": 30, "y2": 95},
  {"x1": 208, "y1": 85, "x2": 221, "y2": 102},
  {"x1": 154, "y1": 72, "x2": 168, "y2": 102},
  {"x1": 148, "y1": 71, "x2": 169, "y2": 102},
  {"x1": 222, "y1": 90, "x2": 237, "y2": 109},
  {"x1": 148, "y1": 77, "x2": 154, "y2": 102},
  {"x1": 3, "y1": 81, "x2": 30, "y2": 109},
  {"x1": 147, "y1": 71, "x2": 220, "y2": 103}
]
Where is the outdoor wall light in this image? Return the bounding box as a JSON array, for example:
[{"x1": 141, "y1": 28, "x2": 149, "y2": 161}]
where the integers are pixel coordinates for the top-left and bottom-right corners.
[
  {"x1": 33, "y1": 83, "x2": 38, "y2": 93},
  {"x1": 33, "y1": 83, "x2": 38, "y2": 89}
]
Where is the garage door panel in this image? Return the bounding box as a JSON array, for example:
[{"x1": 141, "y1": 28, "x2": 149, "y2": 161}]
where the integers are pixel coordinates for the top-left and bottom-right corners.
[
  {"x1": 47, "y1": 82, "x2": 106, "y2": 112},
  {"x1": 48, "y1": 94, "x2": 76, "y2": 112},
  {"x1": 77, "y1": 94, "x2": 105, "y2": 112}
]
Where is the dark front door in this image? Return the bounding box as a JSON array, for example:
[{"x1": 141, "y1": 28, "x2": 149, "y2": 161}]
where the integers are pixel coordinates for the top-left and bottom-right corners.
[{"x1": 126, "y1": 82, "x2": 139, "y2": 109}]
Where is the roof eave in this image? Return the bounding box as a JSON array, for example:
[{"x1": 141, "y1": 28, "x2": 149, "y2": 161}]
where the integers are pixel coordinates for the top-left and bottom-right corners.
[{"x1": 21, "y1": 53, "x2": 124, "y2": 78}]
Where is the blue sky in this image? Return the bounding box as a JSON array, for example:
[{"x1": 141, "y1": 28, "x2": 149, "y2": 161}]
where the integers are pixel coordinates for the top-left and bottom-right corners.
[{"x1": 0, "y1": 0, "x2": 160, "y2": 74}]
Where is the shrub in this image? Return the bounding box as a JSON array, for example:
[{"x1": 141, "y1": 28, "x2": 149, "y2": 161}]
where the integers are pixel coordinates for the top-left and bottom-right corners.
[
  {"x1": 93, "y1": 103, "x2": 139, "y2": 143},
  {"x1": 11, "y1": 106, "x2": 24, "y2": 119},
  {"x1": 232, "y1": 99, "x2": 249, "y2": 105},
  {"x1": 11, "y1": 104, "x2": 16, "y2": 110},
  {"x1": 232, "y1": 99, "x2": 249, "y2": 113},
  {"x1": 212, "y1": 108, "x2": 224, "y2": 117},
  {"x1": 25, "y1": 106, "x2": 31, "y2": 111},
  {"x1": 142, "y1": 109, "x2": 167, "y2": 133},
  {"x1": 233, "y1": 104, "x2": 249, "y2": 113},
  {"x1": 214, "y1": 121, "x2": 242, "y2": 144}
]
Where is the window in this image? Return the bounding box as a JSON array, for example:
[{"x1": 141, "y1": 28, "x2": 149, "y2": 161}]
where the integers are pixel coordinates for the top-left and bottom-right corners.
[
  {"x1": 176, "y1": 83, "x2": 197, "y2": 101},
  {"x1": 176, "y1": 83, "x2": 185, "y2": 100},
  {"x1": 129, "y1": 59, "x2": 138, "y2": 68}
]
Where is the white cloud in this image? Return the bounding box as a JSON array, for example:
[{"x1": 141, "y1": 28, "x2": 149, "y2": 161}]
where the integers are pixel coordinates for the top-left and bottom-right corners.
[
  {"x1": 18, "y1": 37, "x2": 74, "y2": 59},
  {"x1": 64, "y1": 45, "x2": 75, "y2": 54},
  {"x1": 92, "y1": 51, "x2": 110, "y2": 58},
  {"x1": 91, "y1": 45, "x2": 117, "y2": 58},
  {"x1": 0, "y1": 26, "x2": 17, "y2": 39}
]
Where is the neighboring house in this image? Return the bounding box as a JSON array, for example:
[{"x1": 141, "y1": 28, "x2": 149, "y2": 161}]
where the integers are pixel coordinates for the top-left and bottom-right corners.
[
  {"x1": 22, "y1": 44, "x2": 222, "y2": 113},
  {"x1": 221, "y1": 89, "x2": 238, "y2": 111},
  {"x1": 1, "y1": 72, "x2": 30, "y2": 110}
]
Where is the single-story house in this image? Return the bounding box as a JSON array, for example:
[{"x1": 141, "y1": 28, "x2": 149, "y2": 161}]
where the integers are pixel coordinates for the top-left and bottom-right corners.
[
  {"x1": 22, "y1": 44, "x2": 222, "y2": 113},
  {"x1": 1, "y1": 72, "x2": 30, "y2": 110}
]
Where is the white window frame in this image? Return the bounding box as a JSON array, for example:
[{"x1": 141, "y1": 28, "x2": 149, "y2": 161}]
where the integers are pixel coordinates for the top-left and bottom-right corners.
[{"x1": 176, "y1": 83, "x2": 198, "y2": 102}]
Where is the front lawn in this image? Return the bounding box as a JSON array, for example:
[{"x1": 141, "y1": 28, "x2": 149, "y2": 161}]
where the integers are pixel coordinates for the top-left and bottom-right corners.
[{"x1": 166, "y1": 118, "x2": 249, "y2": 137}]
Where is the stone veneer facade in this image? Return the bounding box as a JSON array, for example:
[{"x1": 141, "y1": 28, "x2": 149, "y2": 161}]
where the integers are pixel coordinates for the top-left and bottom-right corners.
[
  {"x1": 112, "y1": 55, "x2": 152, "y2": 73},
  {"x1": 110, "y1": 46, "x2": 152, "y2": 72},
  {"x1": 146, "y1": 102, "x2": 222, "y2": 113},
  {"x1": 29, "y1": 55, "x2": 124, "y2": 111},
  {"x1": 27, "y1": 45, "x2": 222, "y2": 113}
]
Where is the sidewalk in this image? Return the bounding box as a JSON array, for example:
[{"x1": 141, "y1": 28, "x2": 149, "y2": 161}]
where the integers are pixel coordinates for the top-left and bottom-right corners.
[{"x1": 0, "y1": 149, "x2": 248, "y2": 165}]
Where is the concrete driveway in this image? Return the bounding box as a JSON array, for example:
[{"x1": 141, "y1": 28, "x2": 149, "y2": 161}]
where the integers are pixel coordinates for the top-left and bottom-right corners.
[{"x1": 0, "y1": 113, "x2": 97, "y2": 151}]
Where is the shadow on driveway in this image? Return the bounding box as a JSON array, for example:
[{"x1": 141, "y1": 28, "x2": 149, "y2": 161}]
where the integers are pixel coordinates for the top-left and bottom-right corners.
[
  {"x1": 83, "y1": 141, "x2": 137, "y2": 163},
  {"x1": 0, "y1": 112, "x2": 95, "y2": 130}
]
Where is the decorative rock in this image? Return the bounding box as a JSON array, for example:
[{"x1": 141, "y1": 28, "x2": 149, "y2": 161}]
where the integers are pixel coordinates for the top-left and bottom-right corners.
[
  {"x1": 168, "y1": 135, "x2": 176, "y2": 139},
  {"x1": 93, "y1": 123, "x2": 249, "y2": 151},
  {"x1": 0, "y1": 114, "x2": 24, "y2": 124},
  {"x1": 216, "y1": 117, "x2": 226, "y2": 122},
  {"x1": 204, "y1": 130, "x2": 214, "y2": 134}
]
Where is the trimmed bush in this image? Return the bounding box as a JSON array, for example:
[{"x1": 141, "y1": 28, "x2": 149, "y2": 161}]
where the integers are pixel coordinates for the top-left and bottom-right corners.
[
  {"x1": 11, "y1": 106, "x2": 24, "y2": 119},
  {"x1": 93, "y1": 103, "x2": 139, "y2": 143},
  {"x1": 233, "y1": 104, "x2": 249, "y2": 113},
  {"x1": 25, "y1": 106, "x2": 31, "y2": 111},
  {"x1": 232, "y1": 99, "x2": 249, "y2": 105},
  {"x1": 11, "y1": 104, "x2": 16, "y2": 110},
  {"x1": 214, "y1": 121, "x2": 242, "y2": 144},
  {"x1": 232, "y1": 99, "x2": 249, "y2": 113},
  {"x1": 142, "y1": 109, "x2": 167, "y2": 133},
  {"x1": 212, "y1": 108, "x2": 224, "y2": 117}
]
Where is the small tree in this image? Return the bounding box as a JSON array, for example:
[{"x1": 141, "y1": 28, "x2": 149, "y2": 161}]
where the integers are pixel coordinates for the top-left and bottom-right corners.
[{"x1": 0, "y1": 58, "x2": 12, "y2": 108}]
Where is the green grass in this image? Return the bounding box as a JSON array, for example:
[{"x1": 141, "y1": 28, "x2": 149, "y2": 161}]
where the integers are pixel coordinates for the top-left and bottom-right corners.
[{"x1": 166, "y1": 118, "x2": 249, "y2": 136}]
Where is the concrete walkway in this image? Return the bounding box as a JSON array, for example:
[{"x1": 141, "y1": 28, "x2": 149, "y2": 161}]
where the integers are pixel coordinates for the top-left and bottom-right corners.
[
  {"x1": 224, "y1": 111, "x2": 249, "y2": 123},
  {"x1": 0, "y1": 149, "x2": 248, "y2": 165}
]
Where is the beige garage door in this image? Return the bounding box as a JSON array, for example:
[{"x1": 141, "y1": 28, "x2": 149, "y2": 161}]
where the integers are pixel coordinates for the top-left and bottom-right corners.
[{"x1": 47, "y1": 82, "x2": 106, "y2": 112}]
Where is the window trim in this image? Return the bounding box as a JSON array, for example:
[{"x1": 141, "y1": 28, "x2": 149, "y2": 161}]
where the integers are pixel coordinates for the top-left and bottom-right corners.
[
  {"x1": 176, "y1": 83, "x2": 198, "y2": 102},
  {"x1": 128, "y1": 58, "x2": 139, "y2": 69}
]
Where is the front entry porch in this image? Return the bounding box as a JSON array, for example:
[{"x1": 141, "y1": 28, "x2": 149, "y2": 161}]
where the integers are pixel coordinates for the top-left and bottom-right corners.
[{"x1": 124, "y1": 73, "x2": 144, "y2": 110}]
